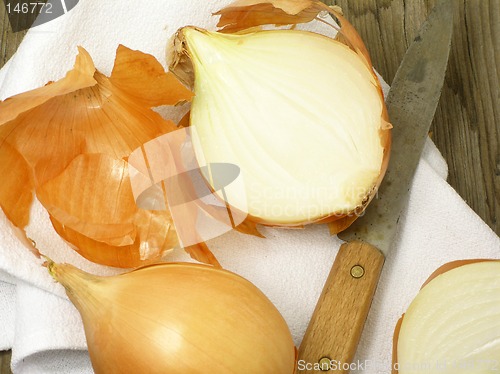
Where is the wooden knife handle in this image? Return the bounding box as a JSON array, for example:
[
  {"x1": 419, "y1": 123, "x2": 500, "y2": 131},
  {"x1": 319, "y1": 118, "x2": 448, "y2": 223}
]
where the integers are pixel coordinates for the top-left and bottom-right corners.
[{"x1": 297, "y1": 241, "x2": 385, "y2": 373}]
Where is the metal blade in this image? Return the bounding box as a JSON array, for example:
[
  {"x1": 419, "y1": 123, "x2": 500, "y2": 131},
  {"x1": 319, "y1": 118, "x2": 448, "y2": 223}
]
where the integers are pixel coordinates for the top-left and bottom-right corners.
[{"x1": 338, "y1": 0, "x2": 453, "y2": 255}]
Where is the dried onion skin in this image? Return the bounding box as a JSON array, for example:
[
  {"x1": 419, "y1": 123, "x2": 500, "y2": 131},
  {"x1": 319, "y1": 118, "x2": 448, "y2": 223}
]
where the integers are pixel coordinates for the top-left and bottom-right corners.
[{"x1": 0, "y1": 45, "x2": 223, "y2": 267}]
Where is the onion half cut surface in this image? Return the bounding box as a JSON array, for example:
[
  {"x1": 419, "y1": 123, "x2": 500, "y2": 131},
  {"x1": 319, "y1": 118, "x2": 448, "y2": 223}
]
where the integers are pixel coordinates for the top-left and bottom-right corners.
[{"x1": 171, "y1": 24, "x2": 390, "y2": 228}]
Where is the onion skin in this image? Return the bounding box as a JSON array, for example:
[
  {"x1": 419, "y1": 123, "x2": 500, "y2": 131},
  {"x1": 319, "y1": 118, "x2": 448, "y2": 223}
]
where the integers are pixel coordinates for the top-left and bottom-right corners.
[
  {"x1": 48, "y1": 261, "x2": 296, "y2": 374},
  {"x1": 0, "y1": 45, "x2": 225, "y2": 268},
  {"x1": 393, "y1": 260, "x2": 500, "y2": 374}
]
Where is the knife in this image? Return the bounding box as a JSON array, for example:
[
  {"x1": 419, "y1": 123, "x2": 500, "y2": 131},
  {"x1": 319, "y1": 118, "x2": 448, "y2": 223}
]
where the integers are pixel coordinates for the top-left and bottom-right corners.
[{"x1": 297, "y1": 1, "x2": 453, "y2": 372}]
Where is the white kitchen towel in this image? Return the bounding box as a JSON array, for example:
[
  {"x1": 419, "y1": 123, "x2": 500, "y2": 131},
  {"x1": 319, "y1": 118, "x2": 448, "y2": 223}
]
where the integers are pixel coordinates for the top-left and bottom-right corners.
[{"x1": 0, "y1": 1, "x2": 498, "y2": 373}]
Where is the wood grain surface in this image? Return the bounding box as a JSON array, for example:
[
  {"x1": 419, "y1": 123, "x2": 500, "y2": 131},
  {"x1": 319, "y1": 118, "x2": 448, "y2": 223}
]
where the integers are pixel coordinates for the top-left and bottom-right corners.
[{"x1": 0, "y1": 1, "x2": 498, "y2": 373}]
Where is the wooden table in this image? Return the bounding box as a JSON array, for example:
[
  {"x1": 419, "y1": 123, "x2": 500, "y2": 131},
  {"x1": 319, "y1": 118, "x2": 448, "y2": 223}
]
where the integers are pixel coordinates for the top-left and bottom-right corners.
[{"x1": 1, "y1": 1, "x2": 498, "y2": 372}]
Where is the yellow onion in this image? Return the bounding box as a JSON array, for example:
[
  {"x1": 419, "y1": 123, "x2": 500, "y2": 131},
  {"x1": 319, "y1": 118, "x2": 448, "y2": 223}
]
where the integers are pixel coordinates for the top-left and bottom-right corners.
[
  {"x1": 47, "y1": 260, "x2": 296, "y2": 374},
  {"x1": 169, "y1": 0, "x2": 391, "y2": 233},
  {"x1": 0, "y1": 45, "x2": 223, "y2": 268},
  {"x1": 393, "y1": 260, "x2": 500, "y2": 374}
]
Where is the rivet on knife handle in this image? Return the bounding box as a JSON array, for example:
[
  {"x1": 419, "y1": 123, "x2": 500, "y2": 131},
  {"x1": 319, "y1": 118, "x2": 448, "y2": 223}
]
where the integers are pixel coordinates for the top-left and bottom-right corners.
[{"x1": 297, "y1": 241, "x2": 384, "y2": 373}]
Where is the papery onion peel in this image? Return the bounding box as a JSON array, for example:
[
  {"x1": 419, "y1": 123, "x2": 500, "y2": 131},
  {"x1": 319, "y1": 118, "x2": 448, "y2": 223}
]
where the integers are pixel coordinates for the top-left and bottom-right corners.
[{"x1": 0, "y1": 45, "x2": 224, "y2": 268}]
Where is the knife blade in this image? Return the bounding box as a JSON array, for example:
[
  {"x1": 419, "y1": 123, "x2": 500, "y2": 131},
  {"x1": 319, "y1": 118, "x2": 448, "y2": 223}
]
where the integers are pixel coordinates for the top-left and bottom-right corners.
[{"x1": 297, "y1": 1, "x2": 453, "y2": 372}]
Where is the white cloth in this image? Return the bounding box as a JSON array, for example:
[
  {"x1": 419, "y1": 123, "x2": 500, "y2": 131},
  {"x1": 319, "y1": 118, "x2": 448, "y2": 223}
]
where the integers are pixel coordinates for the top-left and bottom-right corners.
[{"x1": 0, "y1": 1, "x2": 498, "y2": 373}]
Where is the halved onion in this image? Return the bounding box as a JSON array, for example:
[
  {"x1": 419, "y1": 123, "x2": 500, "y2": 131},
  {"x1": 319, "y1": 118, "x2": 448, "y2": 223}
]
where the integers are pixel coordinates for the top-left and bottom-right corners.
[
  {"x1": 169, "y1": 0, "x2": 390, "y2": 230},
  {"x1": 394, "y1": 260, "x2": 500, "y2": 374}
]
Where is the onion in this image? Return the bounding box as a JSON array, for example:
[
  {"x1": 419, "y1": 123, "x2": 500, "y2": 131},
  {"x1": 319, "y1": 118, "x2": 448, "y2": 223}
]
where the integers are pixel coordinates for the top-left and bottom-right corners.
[
  {"x1": 46, "y1": 260, "x2": 296, "y2": 373},
  {"x1": 393, "y1": 260, "x2": 500, "y2": 374},
  {"x1": 169, "y1": 0, "x2": 391, "y2": 231}
]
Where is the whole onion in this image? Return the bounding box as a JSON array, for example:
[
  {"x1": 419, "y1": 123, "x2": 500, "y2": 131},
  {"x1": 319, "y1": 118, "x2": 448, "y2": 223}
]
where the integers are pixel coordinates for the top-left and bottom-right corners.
[{"x1": 47, "y1": 260, "x2": 296, "y2": 373}]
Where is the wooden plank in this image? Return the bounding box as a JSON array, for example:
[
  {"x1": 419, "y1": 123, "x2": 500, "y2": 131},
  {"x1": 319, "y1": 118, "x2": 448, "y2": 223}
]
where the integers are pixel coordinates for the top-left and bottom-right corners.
[
  {"x1": 0, "y1": 2, "x2": 29, "y2": 69},
  {"x1": 0, "y1": 351, "x2": 11, "y2": 374}
]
